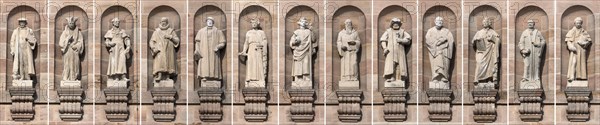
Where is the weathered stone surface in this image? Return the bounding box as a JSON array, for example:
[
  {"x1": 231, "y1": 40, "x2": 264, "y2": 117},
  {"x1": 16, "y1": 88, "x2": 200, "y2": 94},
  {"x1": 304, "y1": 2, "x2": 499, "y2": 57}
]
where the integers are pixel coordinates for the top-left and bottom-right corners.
[
  {"x1": 242, "y1": 88, "x2": 269, "y2": 122},
  {"x1": 564, "y1": 87, "x2": 591, "y2": 122},
  {"x1": 288, "y1": 89, "x2": 315, "y2": 122},
  {"x1": 427, "y1": 89, "x2": 452, "y2": 122},
  {"x1": 197, "y1": 87, "x2": 223, "y2": 122},
  {"x1": 336, "y1": 89, "x2": 363, "y2": 122},
  {"x1": 104, "y1": 87, "x2": 129, "y2": 122},
  {"x1": 472, "y1": 89, "x2": 498, "y2": 123},
  {"x1": 517, "y1": 89, "x2": 543, "y2": 122},
  {"x1": 381, "y1": 88, "x2": 408, "y2": 122},
  {"x1": 151, "y1": 87, "x2": 177, "y2": 122},
  {"x1": 9, "y1": 87, "x2": 35, "y2": 121},
  {"x1": 57, "y1": 87, "x2": 84, "y2": 121}
]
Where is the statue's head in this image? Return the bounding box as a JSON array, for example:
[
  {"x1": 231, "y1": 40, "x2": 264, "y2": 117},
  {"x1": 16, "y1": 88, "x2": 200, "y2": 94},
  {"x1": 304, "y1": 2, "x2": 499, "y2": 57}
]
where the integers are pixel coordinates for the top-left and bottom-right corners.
[
  {"x1": 160, "y1": 17, "x2": 169, "y2": 27},
  {"x1": 435, "y1": 16, "x2": 444, "y2": 29},
  {"x1": 206, "y1": 17, "x2": 214, "y2": 27},
  {"x1": 297, "y1": 17, "x2": 309, "y2": 29},
  {"x1": 390, "y1": 18, "x2": 402, "y2": 30},
  {"x1": 527, "y1": 20, "x2": 535, "y2": 29},
  {"x1": 482, "y1": 17, "x2": 492, "y2": 29},
  {"x1": 66, "y1": 17, "x2": 78, "y2": 30},
  {"x1": 18, "y1": 18, "x2": 27, "y2": 28},
  {"x1": 251, "y1": 18, "x2": 260, "y2": 29},
  {"x1": 574, "y1": 17, "x2": 583, "y2": 29},
  {"x1": 112, "y1": 17, "x2": 120, "y2": 28},
  {"x1": 344, "y1": 19, "x2": 353, "y2": 30}
]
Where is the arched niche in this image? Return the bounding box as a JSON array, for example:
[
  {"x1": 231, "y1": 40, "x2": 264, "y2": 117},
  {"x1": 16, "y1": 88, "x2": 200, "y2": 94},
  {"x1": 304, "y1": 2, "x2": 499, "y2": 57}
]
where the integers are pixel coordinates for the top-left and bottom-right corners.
[
  {"x1": 331, "y1": 6, "x2": 366, "y2": 90},
  {"x1": 6, "y1": 5, "x2": 41, "y2": 89},
  {"x1": 467, "y1": 5, "x2": 502, "y2": 91},
  {"x1": 194, "y1": 5, "x2": 227, "y2": 90},
  {"x1": 54, "y1": 5, "x2": 89, "y2": 90},
  {"x1": 514, "y1": 6, "x2": 550, "y2": 91},
  {"x1": 100, "y1": 5, "x2": 135, "y2": 89},
  {"x1": 560, "y1": 5, "x2": 595, "y2": 89},
  {"x1": 377, "y1": 5, "x2": 412, "y2": 91},
  {"x1": 238, "y1": 5, "x2": 273, "y2": 89},
  {"x1": 146, "y1": 5, "x2": 181, "y2": 90},
  {"x1": 422, "y1": 5, "x2": 458, "y2": 90},
  {"x1": 284, "y1": 5, "x2": 319, "y2": 90}
]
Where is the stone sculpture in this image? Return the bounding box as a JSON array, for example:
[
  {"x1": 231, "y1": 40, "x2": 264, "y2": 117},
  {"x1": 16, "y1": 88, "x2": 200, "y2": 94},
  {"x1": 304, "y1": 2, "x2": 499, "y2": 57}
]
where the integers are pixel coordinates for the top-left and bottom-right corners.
[{"x1": 380, "y1": 18, "x2": 411, "y2": 88}]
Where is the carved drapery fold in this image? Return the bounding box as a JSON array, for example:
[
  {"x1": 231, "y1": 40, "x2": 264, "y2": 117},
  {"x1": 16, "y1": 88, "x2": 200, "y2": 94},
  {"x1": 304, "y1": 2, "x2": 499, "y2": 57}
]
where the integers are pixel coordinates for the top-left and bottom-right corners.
[
  {"x1": 427, "y1": 89, "x2": 452, "y2": 122},
  {"x1": 104, "y1": 87, "x2": 129, "y2": 122},
  {"x1": 564, "y1": 87, "x2": 590, "y2": 122},
  {"x1": 288, "y1": 89, "x2": 315, "y2": 122},
  {"x1": 57, "y1": 88, "x2": 84, "y2": 121},
  {"x1": 517, "y1": 89, "x2": 543, "y2": 122},
  {"x1": 151, "y1": 87, "x2": 177, "y2": 122},
  {"x1": 472, "y1": 89, "x2": 497, "y2": 123},
  {"x1": 381, "y1": 88, "x2": 408, "y2": 122},
  {"x1": 336, "y1": 90, "x2": 362, "y2": 122},
  {"x1": 197, "y1": 87, "x2": 223, "y2": 122},
  {"x1": 9, "y1": 87, "x2": 35, "y2": 121},
  {"x1": 243, "y1": 88, "x2": 269, "y2": 122}
]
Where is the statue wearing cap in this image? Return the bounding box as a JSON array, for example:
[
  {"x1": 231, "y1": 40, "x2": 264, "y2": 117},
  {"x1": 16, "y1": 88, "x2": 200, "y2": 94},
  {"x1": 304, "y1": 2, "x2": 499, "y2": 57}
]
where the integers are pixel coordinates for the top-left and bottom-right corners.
[
  {"x1": 59, "y1": 16, "x2": 84, "y2": 81},
  {"x1": 195, "y1": 16, "x2": 226, "y2": 86},
  {"x1": 105, "y1": 17, "x2": 131, "y2": 82},
  {"x1": 518, "y1": 19, "x2": 546, "y2": 89},
  {"x1": 472, "y1": 17, "x2": 500, "y2": 89},
  {"x1": 565, "y1": 17, "x2": 592, "y2": 86},
  {"x1": 380, "y1": 17, "x2": 411, "y2": 87},
  {"x1": 425, "y1": 16, "x2": 454, "y2": 89},
  {"x1": 337, "y1": 19, "x2": 361, "y2": 84},
  {"x1": 238, "y1": 18, "x2": 267, "y2": 87},
  {"x1": 290, "y1": 17, "x2": 317, "y2": 87},
  {"x1": 11, "y1": 17, "x2": 37, "y2": 80},
  {"x1": 150, "y1": 17, "x2": 180, "y2": 83}
]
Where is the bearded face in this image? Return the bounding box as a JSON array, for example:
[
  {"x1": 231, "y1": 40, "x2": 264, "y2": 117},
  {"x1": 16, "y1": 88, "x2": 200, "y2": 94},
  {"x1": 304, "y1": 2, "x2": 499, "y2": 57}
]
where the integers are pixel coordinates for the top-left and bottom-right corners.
[
  {"x1": 435, "y1": 20, "x2": 443, "y2": 29},
  {"x1": 68, "y1": 21, "x2": 76, "y2": 29},
  {"x1": 528, "y1": 22, "x2": 535, "y2": 29},
  {"x1": 113, "y1": 20, "x2": 120, "y2": 28},
  {"x1": 575, "y1": 20, "x2": 582, "y2": 29},
  {"x1": 392, "y1": 23, "x2": 400, "y2": 30},
  {"x1": 19, "y1": 21, "x2": 26, "y2": 28}
]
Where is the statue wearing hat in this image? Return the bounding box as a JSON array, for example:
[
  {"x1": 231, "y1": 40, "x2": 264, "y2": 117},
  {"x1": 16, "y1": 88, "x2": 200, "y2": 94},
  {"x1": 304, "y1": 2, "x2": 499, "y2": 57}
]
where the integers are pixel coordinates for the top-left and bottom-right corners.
[
  {"x1": 290, "y1": 17, "x2": 317, "y2": 87},
  {"x1": 565, "y1": 17, "x2": 592, "y2": 87},
  {"x1": 425, "y1": 16, "x2": 454, "y2": 89},
  {"x1": 104, "y1": 17, "x2": 131, "y2": 84},
  {"x1": 472, "y1": 17, "x2": 500, "y2": 89},
  {"x1": 519, "y1": 19, "x2": 546, "y2": 89},
  {"x1": 150, "y1": 17, "x2": 180, "y2": 85},
  {"x1": 11, "y1": 17, "x2": 37, "y2": 82},
  {"x1": 380, "y1": 17, "x2": 411, "y2": 87},
  {"x1": 59, "y1": 16, "x2": 84, "y2": 81},
  {"x1": 239, "y1": 17, "x2": 267, "y2": 87},
  {"x1": 337, "y1": 19, "x2": 361, "y2": 87},
  {"x1": 195, "y1": 16, "x2": 226, "y2": 87}
]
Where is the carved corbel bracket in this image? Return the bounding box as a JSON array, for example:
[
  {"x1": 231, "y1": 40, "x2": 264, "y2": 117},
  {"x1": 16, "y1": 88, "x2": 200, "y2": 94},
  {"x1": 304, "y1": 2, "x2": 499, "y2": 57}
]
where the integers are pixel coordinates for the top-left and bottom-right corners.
[
  {"x1": 381, "y1": 88, "x2": 408, "y2": 122},
  {"x1": 242, "y1": 87, "x2": 269, "y2": 122},
  {"x1": 151, "y1": 87, "x2": 177, "y2": 122},
  {"x1": 9, "y1": 86, "x2": 35, "y2": 121},
  {"x1": 197, "y1": 87, "x2": 223, "y2": 122},
  {"x1": 288, "y1": 89, "x2": 315, "y2": 122},
  {"x1": 564, "y1": 87, "x2": 591, "y2": 122},
  {"x1": 427, "y1": 89, "x2": 452, "y2": 122},
  {"x1": 472, "y1": 89, "x2": 498, "y2": 123},
  {"x1": 517, "y1": 89, "x2": 543, "y2": 122},
  {"x1": 336, "y1": 89, "x2": 363, "y2": 122},
  {"x1": 57, "y1": 87, "x2": 84, "y2": 121},
  {"x1": 104, "y1": 87, "x2": 130, "y2": 122}
]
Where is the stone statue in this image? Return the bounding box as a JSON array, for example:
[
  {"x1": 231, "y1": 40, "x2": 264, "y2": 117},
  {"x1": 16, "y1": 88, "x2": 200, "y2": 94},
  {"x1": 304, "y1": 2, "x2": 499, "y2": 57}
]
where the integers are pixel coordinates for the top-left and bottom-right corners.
[
  {"x1": 59, "y1": 16, "x2": 84, "y2": 81},
  {"x1": 518, "y1": 20, "x2": 546, "y2": 89},
  {"x1": 337, "y1": 19, "x2": 361, "y2": 88},
  {"x1": 290, "y1": 17, "x2": 317, "y2": 87},
  {"x1": 380, "y1": 18, "x2": 411, "y2": 87},
  {"x1": 425, "y1": 16, "x2": 454, "y2": 89},
  {"x1": 239, "y1": 18, "x2": 267, "y2": 87},
  {"x1": 150, "y1": 17, "x2": 180, "y2": 85},
  {"x1": 11, "y1": 18, "x2": 37, "y2": 81},
  {"x1": 472, "y1": 17, "x2": 500, "y2": 89},
  {"x1": 104, "y1": 17, "x2": 131, "y2": 82},
  {"x1": 195, "y1": 17, "x2": 226, "y2": 87},
  {"x1": 565, "y1": 17, "x2": 592, "y2": 87}
]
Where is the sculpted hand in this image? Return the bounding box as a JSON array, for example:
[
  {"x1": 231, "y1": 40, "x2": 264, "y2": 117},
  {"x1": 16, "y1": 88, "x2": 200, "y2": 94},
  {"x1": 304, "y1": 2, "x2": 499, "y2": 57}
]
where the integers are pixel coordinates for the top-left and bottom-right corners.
[
  {"x1": 341, "y1": 46, "x2": 347, "y2": 51},
  {"x1": 194, "y1": 51, "x2": 202, "y2": 60},
  {"x1": 567, "y1": 44, "x2": 577, "y2": 52},
  {"x1": 165, "y1": 35, "x2": 172, "y2": 39},
  {"x1": 384, "y1": 49, "x2": 390, "y2": 55},
  {"x1": 521, "y1": 49, "x2": 530, "y2": 55}
]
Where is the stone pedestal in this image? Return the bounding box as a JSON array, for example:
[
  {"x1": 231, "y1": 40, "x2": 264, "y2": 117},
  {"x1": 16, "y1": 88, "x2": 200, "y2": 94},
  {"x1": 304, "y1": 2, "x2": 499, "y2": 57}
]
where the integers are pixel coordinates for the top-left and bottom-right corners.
[
  {"x1": 564, "y1": 87, "x2": 591, "y2": 122},
  {"x1": 57, "y1": 87, "x2": 84, "y2": 121},
  {"x1": 288, "y1": 89, "x2": 315, "y2": 122},
  {"x1": 245, "y1": 81, "x2": 266, "y2": 88},
  {"x1": 384, "y1": 80, "x2": 405, "y2": 88},
  {"x1": 427, "y1": 89, "x2": 452, "y2": 122},
  {"x1": 8, "y1": 86, "x2": 35, "y2": 121},
  {"x1": 517, "y1": 89, "x2": 543, "y2": 122},
  {"x1": 242, "y1": 87, "x2": 269, "y2": 122},
  {"x1": 338, "y1": 80, "x2": 360, "y2": 88},
  {"x1": 197, "y1": 87, "x2": 223, "y2": 122},
  {"x1": 472, "y1": 89, "x2": 498, "y2": 123},
  {"x1": 151, "y1": 87, "x2": 177, "y2": 122},
  {"x1": 381, "y1": 88, "x2": 408, "y2": 122},
  {"x1": 201, "y1": 80, "x2": 222, "y2": 88},
  {"x1": 104, "y1": 87, "x2": 130, "y2": 122},
  {"x1": 336, "y1": 89, "x2": 362, "y2": 122},
  {"x1": 107, "y1": 80, "x2": 128, "y2": 88}
]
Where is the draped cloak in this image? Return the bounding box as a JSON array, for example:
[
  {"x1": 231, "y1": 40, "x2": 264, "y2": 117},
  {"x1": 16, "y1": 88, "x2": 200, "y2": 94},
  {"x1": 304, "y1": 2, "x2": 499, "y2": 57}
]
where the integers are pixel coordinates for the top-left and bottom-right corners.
[
  {"x1": 105, "y1": 28, "x2": 130, "y2": 76},
  {"x1": 380, "y1": 28, "x2": 411, "y2": 79},
  {"x1": 241, "y1": 29, "x2": 267, "y2": 81},
  {"x1": 290, "y1": 28, "x2": 316, "y2": 77},
  {"x1": 59, "y1": 26, "x2": 84, "y2": 81},
  {"x1": 11, "y1": 27, "x2": 37, "y2": 79},
  {"x1": 337, "y1": 29, "x2": 360, "y2": 81},
  {"x1": 150, "y1": 27, "x2": 179, "y2": 75},
  {"x1": 195, "y1": 27, "x2": 226, "y2": 79},
  {"x1": 565, "y1": 27, "x2": 592, "y2": 80},
  {"x1": 425, "y1": 27, "x2": 454, "y2": 81},
  {"x1": 472, "y1": 28, "x2": 500, "y2": 83}
]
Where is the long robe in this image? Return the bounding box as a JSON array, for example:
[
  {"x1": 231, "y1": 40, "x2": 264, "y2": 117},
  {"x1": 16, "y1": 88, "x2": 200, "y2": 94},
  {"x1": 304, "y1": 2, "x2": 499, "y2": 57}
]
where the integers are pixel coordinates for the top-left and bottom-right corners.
[
  {"x1": 241, "y1": 29, "x2": 267, "y2": 81},
  {"x1": 337, "y1": 29, "x2": 360, "y2": 81},
  {"x1": 290, "y1": 28, "x2": 316, "y2": 77},
  {"x1": 472, "y1": 28, "x2": 500, "y2": 83},
  {"x1": 425, "y1": 27, "x2": 454, "y2": 81},
  {"x1": 59, "y1": 26, "x2": 84, "y2": 81},
  {"x1": 195, "y1": 27, "x2": 226, "y2": 79},
  {"x1": 11, "y1": 27, "x2": 37, "y2": 79},
  {"x1": 105, "y1": 28, "x2": 130, "y2": 76},
  {"x1": 150, "y1": 27, "x2": 179, "y2": 76},
  {"x1": 565, "y1": 27, "x2": 592, "y2": 80},
  {"x1": 519, "y1": 29, "x2": 545, "y2": 83},
  {"x1": 380, "y1": 28, "x2": 411, "y2": 80}
]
